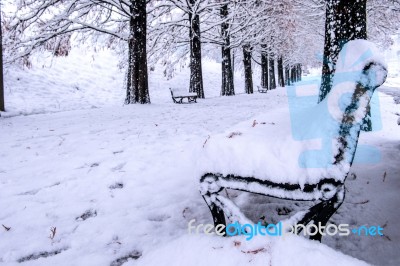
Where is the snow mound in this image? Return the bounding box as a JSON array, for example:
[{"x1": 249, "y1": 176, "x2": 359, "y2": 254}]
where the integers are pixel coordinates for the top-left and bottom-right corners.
[
  {"x1": 137, "y1": 234, "x2": 368, "y2": 266},
  {"x1": 197, "y1": 40, "x2": 387, "y2": 187},
  {"x1": 3, "y1": 48, "x2": 125, "y2": 117}
]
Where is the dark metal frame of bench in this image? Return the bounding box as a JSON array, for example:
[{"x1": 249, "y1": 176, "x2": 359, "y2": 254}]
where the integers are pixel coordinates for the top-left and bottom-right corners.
[
  {"x1": 200, "y1": 61, "x2": 387, "y2": 242},
  {"x1": 170, "y1": 88, "x2": 197, "y2": 104}
]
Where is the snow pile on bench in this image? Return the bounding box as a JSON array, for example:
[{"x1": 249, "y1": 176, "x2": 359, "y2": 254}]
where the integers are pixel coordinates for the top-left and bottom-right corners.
[
  {"x1": 170, "y1": 88, "x2": 198, "y2": 97},
  {"x1": 197, "y1": 40, "x2": 387, "y2": 187}
]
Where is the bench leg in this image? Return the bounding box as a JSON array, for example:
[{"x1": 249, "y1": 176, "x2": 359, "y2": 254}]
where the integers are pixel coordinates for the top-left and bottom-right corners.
[
  {"x1": 188, "y1": 97, "x2": 197, "y2": 103},
  {"x1": 295, "y1": 185, "x2": 345, "y2": 242},
  {"x1": 202, "y1": 195, "x2": 226, "y2": 232},
  {"x1": 200, "y1": 174, "x2": 226, "y2": 228},
  {"x1": 200, "y1": 174, "x2": 254, "y2": 231}
]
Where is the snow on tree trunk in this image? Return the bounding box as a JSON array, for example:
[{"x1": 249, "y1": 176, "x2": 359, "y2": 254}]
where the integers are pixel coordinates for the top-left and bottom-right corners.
[
  {"x1": 261, "y1": 45, "x2": 268, "y2": 89},
  {"x1": 269, "y1": 53, "x2": 276, "y2": 90},
  {"x1": 125, "y1": 0, "x2": 150, "y2": 104},
  {"x1": 319, "y1": 0, "x2": 369, "y2": 130},
  {"x1": 319, "y1": 0, "x2": 367, "y2": 102},
  {"x1": 242, "y1": 45, "x2": 253, "y2": 94},
  {"x1": 220, "y1": 3, "x2": 234, "y2": 96},
  {"x1": 189, "y1": 2, "x2": 204, "y2": 99}
]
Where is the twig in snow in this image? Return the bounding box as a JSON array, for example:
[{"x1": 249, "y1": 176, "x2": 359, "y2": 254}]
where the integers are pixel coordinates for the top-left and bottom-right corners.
[
  {"x1": 241, "y1": 248, "x2": 265, "y2": 254},
  {"x1": 227, "y1": 132, "x2": 242, "y2": 138},
  {"x1": 2, "y1": 224, "x2": 11, "y2": 231},
  {"x1": 382, "y1": 220, "x2": 388, "y2": 228},
  {"x1": 49, "y1": 227, "x2": 57, "y2": 240},
  {"x1": 383, "y1": 235, "x2": 392, "y2": 241},
  {"x1": 202, "y1": 135, "x2": 210, "y2": 148},
  {"x1": 58, "y1": 136, "x2": 65, "y2": 146},
  {"x1": 348, "y1": 200, "x2": 369, "y2": 205},
  {"x1": 182, "y1": 207, "x2": 189, "y2": 218}
]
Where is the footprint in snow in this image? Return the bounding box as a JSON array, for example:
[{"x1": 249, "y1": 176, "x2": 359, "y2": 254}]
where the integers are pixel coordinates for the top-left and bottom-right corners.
[
  {"x1": 109, "y1": 182, "x2": 124, "y2": 190},
  {"x1": 111, "y1": 163, "x2": 126, "y2": 172},
  {"x1": 110, "y1": 251, "x2": 142, "y2": 266},
  {"x1": 147, "y1": 214, "x2": 171, "y2": 222},
  {"x1": 17, "y1": 247, "x2": 68, "y2": 263},
  {"x1": 76, "y1": 209, "x2": 97, "y2": 221}
]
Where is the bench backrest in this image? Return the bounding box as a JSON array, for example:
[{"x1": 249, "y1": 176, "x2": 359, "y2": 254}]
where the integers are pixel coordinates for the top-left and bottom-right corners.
[{"x1": 321, "y1": 40, "x2": 387, "y2": 177}]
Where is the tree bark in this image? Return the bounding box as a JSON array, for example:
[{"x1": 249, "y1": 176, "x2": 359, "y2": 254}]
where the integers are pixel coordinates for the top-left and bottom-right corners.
[
  {"x1": 261, "y1": 45, "x2": 268, "y2": 89},
  {"x1": 297, "y1": 64, "x2": 302, "y2": 81},
  {"x1": 319, "y1": 0, "x2": 369, "y2": 129},
  {"x1": 291, "y1": 65, "x2": 296, "y2": 83},
  {"x1": 188, "y1": 1, "x2": 204, "y2": 98},
  {"x1": 285, "y1": 65, "x2": 291, "y2": 86},
  {"x1": 125, "y1": 0, "x2": 150, "y2": 104},
  {"x1": 319, "y1": 0, "x2": 367, "y2": 102},
  {"x1": 269, "y1": 53, "x2": 276, "y2": 89},
  {"x1": 277, "y1": 56, "x2": 285, "y2": 87},
  {"x1": 0, "y1": 7, "x2": 5, "y2": 112},
  {"x1": 220, "y1": 3, "x2": 234, "y2": 96},
  {"x1": 243, "y1": 45, "x2": 253, "y2": 94}
]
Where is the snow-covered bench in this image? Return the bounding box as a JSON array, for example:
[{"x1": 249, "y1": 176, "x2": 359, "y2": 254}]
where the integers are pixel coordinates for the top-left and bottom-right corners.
[
  {"x1": 257, "y1": 85, "x2": 268, "y2": 93},
  {"x1": 198, "y1": 40, "x2": 388, "y2": 242},
  {"x1": 169, "y1": 88, "x2": 197, "y2": 104}
]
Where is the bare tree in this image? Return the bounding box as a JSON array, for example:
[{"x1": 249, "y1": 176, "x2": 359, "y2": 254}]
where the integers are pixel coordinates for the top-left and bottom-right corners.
[{"x1": 8, "y1": 0, "x2": 150, "y2": 104}]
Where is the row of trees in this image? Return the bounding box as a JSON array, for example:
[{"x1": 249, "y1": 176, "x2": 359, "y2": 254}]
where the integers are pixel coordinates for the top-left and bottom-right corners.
[
  {"x1": 1, "y1": 0, "x2": 399, "y2": 108},
  {"x1": 1, "y1": 3, "x2": 4, "y2": 111}
]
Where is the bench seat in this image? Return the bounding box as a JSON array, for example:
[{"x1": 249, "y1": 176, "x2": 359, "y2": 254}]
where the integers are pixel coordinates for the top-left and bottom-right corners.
[
  {"x1": 170, "y1": 88, "x2": 197, "y2": 104},
  {"x1": 198, "y1": 39, "x2": 388, "y2": 241}
]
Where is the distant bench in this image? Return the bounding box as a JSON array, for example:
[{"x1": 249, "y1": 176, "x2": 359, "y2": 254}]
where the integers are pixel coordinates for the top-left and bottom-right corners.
[
  {"x1": 169, "y1": 88, "x2": 198, "y2": 104},
  {"x1": 257, "y1": 85, "x2": 268, "y2": 93}
]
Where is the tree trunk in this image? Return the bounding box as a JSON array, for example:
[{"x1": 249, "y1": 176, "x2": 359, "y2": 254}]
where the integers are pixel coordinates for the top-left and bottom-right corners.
[
  {"x1": 189, "y1": 2, "x2": 204, "y2": 98},
  {"x1": 261, "y1": 45, "x2": 268, "y2": 89},
  {"x1": 220, "y1": 3, "x2": 234, "y2": 96},
  {"x1": 277, "y1": 56, "x2": 285, "y2": 87},
  {"x1": 269, "y1": 53, "x2": 276, "y2": 89},
  {"x1": 125, "y1": 0, "x2": 150, "y2": 104},
  {"x1": 319, "y1": 0, "x2": 369, "y2": 129},
  {"x1": 291, "y1": 65, "x2": 296, "y2": 83},
  {"x1": 285, "y1": 65, "x2": 290, "y2": 86},
  {"x1": 297, "y1": 64, "x2": 302, "y2": 81},
  {"x1": 319, "y1": 0, "x2": 367, "y2": 102},
  {"x1": 243, "y1": 45, "x2": 253, "y2": 94},
  {"x1": 0, "y1": 8, "x2": 4, "y2": 112}
]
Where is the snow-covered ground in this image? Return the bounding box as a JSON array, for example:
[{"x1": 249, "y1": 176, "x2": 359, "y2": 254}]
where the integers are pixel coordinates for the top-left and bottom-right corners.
[{"x1": 1, "y1": 46, "x2": 399, "y2": 265}]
